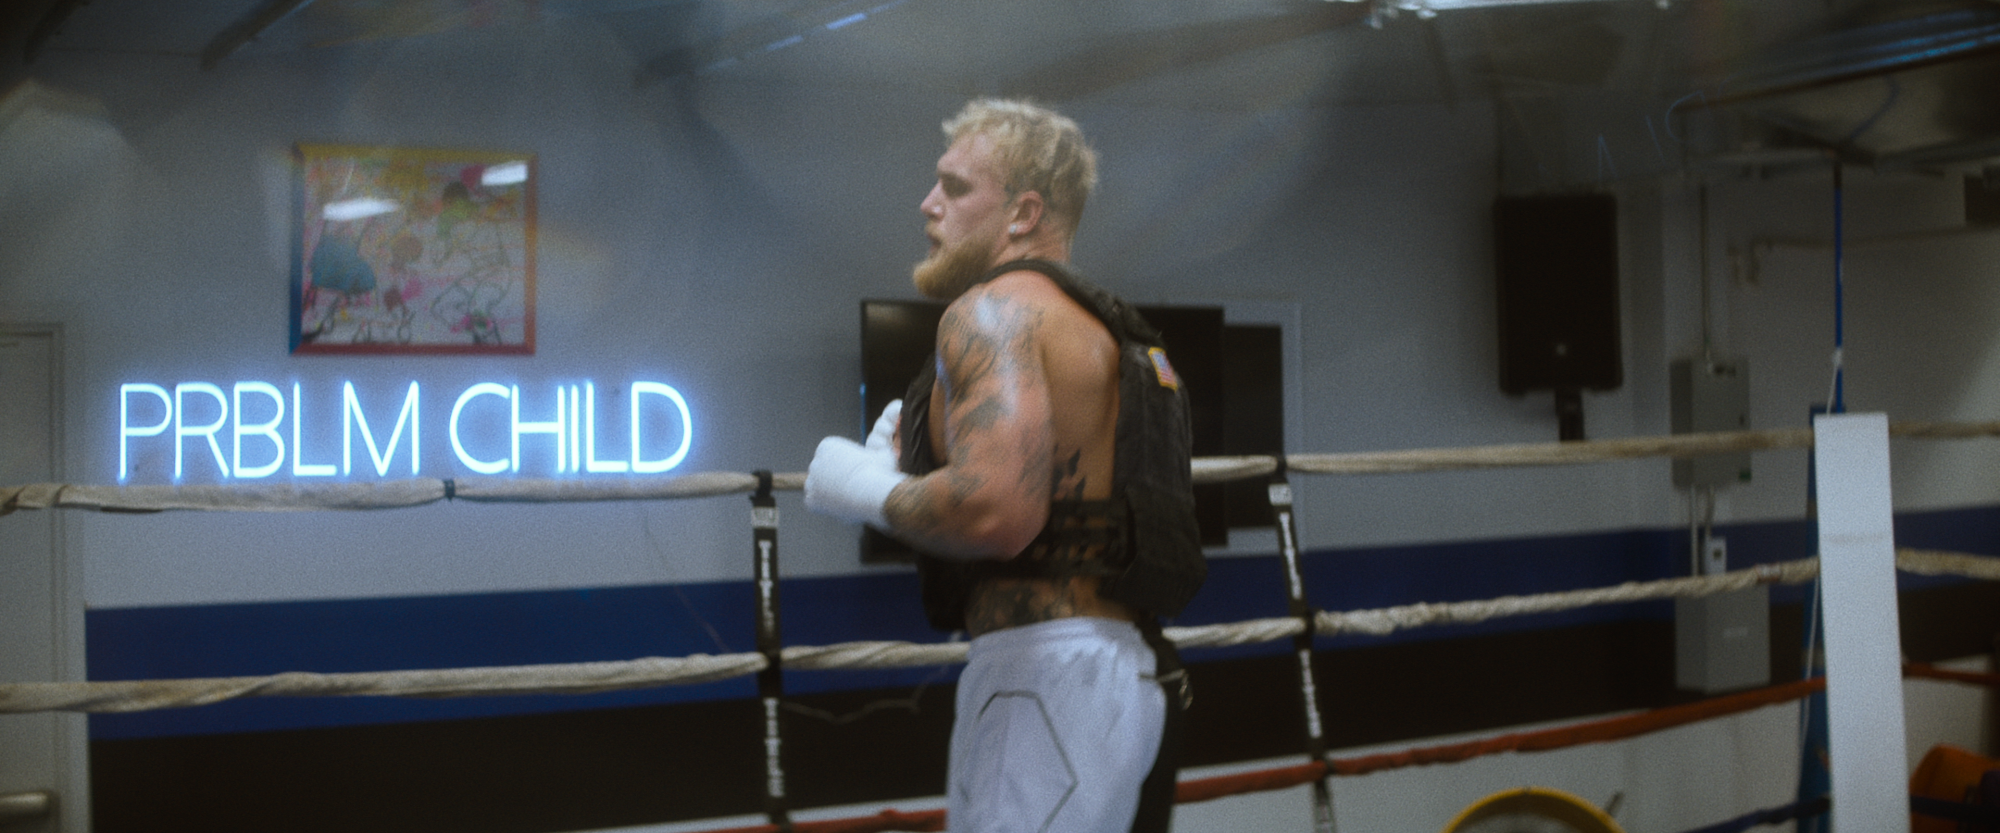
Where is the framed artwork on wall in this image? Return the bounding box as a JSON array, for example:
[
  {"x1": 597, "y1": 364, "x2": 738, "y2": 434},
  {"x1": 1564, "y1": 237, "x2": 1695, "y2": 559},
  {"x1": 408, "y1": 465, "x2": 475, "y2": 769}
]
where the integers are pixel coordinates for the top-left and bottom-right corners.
[{"x1": 291, "y1": 144, "x2": 536, "y2": 354}]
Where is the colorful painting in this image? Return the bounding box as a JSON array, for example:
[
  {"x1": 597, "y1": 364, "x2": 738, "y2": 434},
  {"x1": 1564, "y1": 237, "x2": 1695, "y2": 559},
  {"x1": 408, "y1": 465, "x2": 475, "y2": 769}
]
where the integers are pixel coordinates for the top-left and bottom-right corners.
[{"x1": 292, "y1": 144, "x2": 535, "y2": 354}]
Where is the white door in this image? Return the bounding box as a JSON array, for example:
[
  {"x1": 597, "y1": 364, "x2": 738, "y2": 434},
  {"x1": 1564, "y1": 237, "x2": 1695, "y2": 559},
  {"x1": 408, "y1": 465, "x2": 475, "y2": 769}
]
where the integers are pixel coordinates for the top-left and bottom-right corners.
[{"x1": 0, "y1": 324, "x2": 86, "y2": 833}]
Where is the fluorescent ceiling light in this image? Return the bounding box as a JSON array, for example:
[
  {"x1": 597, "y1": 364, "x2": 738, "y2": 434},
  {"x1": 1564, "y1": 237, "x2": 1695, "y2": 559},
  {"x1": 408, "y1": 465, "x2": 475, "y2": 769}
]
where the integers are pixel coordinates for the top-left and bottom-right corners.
[
  {"x1": 1420, "y1": 0, "x2": 1633, "y2": 7},
  {"x1": 481, "y1": 161, "x2": 529, "y2": 187},
  {"x1": 1330, "y1": 0, "x2": 1662, "y2": 12},
  {"x1": 322, "y1": 197, "x2": 400, "y2": 221}
]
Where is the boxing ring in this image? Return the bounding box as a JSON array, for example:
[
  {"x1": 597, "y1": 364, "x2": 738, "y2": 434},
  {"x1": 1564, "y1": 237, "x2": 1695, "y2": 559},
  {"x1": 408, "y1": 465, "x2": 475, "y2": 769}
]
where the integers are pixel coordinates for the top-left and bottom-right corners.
[{"x1": 5, "y1": 418, "x2": 2000, "y2": 832}]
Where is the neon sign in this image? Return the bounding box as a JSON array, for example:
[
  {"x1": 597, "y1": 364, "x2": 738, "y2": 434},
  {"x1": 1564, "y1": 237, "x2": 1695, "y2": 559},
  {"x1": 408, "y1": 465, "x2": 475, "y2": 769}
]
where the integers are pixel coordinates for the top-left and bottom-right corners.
[{"x1": 118, "y1": 380, "x2": 692, "y2": 482}]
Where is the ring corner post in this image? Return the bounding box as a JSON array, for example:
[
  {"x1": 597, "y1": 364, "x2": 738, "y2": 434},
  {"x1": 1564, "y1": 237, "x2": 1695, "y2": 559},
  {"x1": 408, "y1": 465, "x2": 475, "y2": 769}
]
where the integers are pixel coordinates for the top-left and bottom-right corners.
[{"x1": 1810, "y1": 413, "x2": 1909, "y2": 833}]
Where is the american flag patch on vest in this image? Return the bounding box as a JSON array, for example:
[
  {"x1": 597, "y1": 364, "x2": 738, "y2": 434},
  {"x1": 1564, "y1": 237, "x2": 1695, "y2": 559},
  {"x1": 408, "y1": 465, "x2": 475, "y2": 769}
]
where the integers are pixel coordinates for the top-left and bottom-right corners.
[{"x1": 1148, "y1": 347, "x2": 1179, "y2": 390}]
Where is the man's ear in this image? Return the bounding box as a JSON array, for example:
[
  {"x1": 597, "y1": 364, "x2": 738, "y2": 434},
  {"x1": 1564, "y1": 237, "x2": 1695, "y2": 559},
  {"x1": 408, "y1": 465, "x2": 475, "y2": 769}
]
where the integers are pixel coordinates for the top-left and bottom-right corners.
[{"x1": 1008, "y1": 191, "x2": 1046, "y2": 235}]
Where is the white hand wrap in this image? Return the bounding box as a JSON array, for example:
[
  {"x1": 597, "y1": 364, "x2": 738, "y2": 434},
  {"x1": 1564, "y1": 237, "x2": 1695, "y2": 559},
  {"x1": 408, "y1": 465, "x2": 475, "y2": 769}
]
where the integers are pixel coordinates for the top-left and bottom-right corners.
[
  {"x1": 865, "y1": 399, "x2": 903, "y2": 455},
  {"x1": 805, "y1": 400, "x2": 908, "y2": 529}
]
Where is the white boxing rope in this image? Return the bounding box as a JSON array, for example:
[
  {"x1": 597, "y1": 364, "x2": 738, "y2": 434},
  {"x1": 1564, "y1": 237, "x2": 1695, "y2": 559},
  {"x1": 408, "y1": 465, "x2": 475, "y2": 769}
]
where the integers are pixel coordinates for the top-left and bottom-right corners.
[
  {"x1": 1, "y1": 420, "x2": 1995, "y2": 714},
  {"x1": 1, "y1": 549, "x2": 1990, "y2": 716},
  {"x1": 9, "y1": 420, "x2": 2000, "y2": 515},
  {"x1": 1893, "y1": 547, "x2": 2000, "y2": 581},
  {"x1": 0, "y1": 471, "x2": 808, "y2": 514},
  {"x1": 0, "y1": 654, "x2": 769, "y2": 714},
  {"x1": 4, "y1": 480, "x2": 449, "y2": 513},
  {"x1": 1282, "y1": 427, "x2": 1817, "y2": 475},
  {"x1": 781, "y1": 640, "x2": 969, "y2": 670},
  {"x1": 1312, "y1": 557, "x2": 1824, "y2": 638}
]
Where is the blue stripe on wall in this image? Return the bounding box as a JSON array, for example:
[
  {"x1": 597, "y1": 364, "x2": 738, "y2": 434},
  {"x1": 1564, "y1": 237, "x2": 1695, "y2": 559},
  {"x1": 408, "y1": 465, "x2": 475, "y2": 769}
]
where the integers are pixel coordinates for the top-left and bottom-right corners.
[{"x1": 87, "y1": 505, "x2": 1999, "y2": 740}]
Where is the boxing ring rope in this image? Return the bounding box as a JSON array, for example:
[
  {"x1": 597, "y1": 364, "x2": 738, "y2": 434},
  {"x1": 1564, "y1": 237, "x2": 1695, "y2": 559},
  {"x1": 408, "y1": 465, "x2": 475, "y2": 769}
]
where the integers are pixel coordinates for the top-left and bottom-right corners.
[
  {"x1": 9, "y1": 420, "x2": 1999, "y2": 515},
  {"x1": 585, "y1": 665, "x2": 1991, "y2": 833},
  {"x1": 0, "y1": 548, "x2": 1991, "y2": 715},
  {"x1": 4, "y1": 420, "x2": 2000, "y2": 831},
  {"x1": 595, "y1": 666, "x2": 1990, "y2": 833}
]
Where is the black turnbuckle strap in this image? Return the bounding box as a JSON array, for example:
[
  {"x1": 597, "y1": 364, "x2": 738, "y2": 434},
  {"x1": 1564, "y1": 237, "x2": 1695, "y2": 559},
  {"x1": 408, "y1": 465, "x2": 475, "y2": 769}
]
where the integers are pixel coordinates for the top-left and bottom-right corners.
[
  {"x1": 1268, "y1": 459, "x2": 1337, "y2": 833},
  {"x1": 749, "y1": 471, "x2": 791, "y2": 831}
]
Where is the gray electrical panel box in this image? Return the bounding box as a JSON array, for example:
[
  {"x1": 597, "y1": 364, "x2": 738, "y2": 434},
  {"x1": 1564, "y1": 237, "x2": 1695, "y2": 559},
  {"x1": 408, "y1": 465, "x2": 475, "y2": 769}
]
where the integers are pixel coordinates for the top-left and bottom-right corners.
[
  {"x1": 1676, "y1": 585, "x2": 1771, "y2": 694},
  {"x1": 1670, "y1": 357, "x2": 1751, "y2": 488}
]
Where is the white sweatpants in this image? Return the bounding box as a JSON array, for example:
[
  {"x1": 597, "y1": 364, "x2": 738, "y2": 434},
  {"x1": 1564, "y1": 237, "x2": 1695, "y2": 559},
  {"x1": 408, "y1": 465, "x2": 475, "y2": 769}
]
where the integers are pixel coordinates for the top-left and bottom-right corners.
[{"x1": 948, "y1": 617, "x2": 1167, "y2": 833}]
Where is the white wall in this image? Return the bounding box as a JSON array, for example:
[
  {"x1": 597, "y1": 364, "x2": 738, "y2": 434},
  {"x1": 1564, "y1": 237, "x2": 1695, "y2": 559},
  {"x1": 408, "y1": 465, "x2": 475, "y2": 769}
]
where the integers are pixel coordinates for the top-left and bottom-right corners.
[
  {"x1": 11, "y1": 19, "x2": 1995, "y2": 607},
  {"x1": 1687, "y1": 171, "x2": 2000, "y2": 525},
  {"x1": 4, "y1": 15, "x2": 1622, "y2": 605}
]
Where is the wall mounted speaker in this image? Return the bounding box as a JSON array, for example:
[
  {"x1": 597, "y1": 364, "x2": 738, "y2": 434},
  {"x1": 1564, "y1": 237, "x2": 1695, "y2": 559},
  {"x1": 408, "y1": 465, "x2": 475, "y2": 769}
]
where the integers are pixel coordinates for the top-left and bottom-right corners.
[{"x1": 1493, "y1": 192, "x2": 1623, "y2": 397}]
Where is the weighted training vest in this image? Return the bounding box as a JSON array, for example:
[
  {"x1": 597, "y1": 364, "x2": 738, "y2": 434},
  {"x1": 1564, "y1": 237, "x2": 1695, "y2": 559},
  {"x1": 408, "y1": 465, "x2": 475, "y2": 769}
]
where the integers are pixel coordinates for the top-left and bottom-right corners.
[{"x1": 899, "y1": 260, "x2": 1206, "y2": 631}]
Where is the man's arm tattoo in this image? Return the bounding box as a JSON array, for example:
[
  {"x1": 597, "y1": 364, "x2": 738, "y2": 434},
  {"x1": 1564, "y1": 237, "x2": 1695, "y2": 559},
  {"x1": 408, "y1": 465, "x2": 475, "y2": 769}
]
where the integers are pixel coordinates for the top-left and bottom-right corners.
[
  {"x1": 882, "y1": 290, "x2": 1052, "y2": 552},
  {"x1": 1052, "y1": 449, "x2": 1085, "y2": 501}
]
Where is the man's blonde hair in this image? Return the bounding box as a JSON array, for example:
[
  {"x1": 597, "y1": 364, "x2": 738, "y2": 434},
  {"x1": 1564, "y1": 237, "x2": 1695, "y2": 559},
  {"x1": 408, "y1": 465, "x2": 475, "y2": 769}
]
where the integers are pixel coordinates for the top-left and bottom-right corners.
[{"x1": 943, "y1": 99, "x2": 1098, "y2": 236}]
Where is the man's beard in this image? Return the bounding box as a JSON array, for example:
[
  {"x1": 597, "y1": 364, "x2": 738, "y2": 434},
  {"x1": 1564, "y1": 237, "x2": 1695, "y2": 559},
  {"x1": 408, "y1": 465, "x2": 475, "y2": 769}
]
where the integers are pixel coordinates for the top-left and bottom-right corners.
[{"x1": 911, "y1": 234, "x2": 994, "y2": 300}]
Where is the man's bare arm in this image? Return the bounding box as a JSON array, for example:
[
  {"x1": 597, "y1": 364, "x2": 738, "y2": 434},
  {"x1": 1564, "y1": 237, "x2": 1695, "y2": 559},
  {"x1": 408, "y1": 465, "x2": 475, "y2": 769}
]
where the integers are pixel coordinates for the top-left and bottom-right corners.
[{"x1": 883, "y1": 280, "x2": 1054, "y2": 559}]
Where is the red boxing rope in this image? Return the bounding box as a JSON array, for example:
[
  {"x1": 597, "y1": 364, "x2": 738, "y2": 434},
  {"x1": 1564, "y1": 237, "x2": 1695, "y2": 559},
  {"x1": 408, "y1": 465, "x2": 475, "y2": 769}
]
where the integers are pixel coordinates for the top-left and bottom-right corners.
[
  {"x1": 1325, "y1": 677, "x2": 1826, "y2": 778},
  {"x1": 1177, "y1": 761, "x2": 1328, "y2": 805},
  {"x1": 700, "y1": 808, "x2": 945, "y2": 833},
  {"x1": 1904, "y1": 661, "x2": 2000, "y2": 689},
  {"x1": 1175, "y1": 677, "x2": 1828, "y2": 803},
  {"x1": 688, "y1": 661, "x2": 1998, "y2": 832}
]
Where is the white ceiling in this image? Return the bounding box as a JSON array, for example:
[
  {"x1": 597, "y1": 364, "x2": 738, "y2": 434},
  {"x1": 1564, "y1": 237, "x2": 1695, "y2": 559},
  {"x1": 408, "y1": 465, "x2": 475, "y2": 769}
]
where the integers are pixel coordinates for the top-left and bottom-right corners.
[
  {"x1": 0, "y1": 0, "x2": 1844, "y2": 98},
  {"x1": 5, "y1": 0, "x2": 2000, "y2": 173}
]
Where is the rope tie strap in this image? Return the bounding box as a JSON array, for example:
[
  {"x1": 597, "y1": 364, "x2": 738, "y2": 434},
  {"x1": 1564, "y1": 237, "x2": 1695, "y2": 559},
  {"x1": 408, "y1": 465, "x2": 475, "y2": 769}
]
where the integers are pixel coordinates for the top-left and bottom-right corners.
[
  {"x1": 749, "y1": 470, "x2": 792, "y2": 830},
  {"x1": 1264, "y1": 461, "x2": 1340, "y2": 833}
]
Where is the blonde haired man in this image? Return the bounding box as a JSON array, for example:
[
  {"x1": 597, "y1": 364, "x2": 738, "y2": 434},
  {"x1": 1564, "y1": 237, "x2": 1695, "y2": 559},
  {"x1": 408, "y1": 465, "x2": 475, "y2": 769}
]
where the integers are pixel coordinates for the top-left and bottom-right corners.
[{"x1": 808, "y1": 99, "x2": 1202, "y2": 833}]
